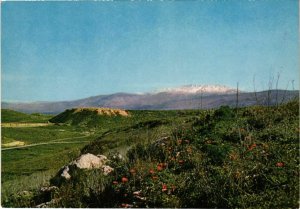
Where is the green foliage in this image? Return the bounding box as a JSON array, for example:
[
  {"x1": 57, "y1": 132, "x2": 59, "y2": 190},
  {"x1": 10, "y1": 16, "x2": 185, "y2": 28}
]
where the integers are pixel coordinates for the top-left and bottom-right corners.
[
  {"x1": 1, "y1": 109, "x2": 52, "y2": 123},
  {"x1": 2, "y1": 101, "x2": 299, "y2": 208}
]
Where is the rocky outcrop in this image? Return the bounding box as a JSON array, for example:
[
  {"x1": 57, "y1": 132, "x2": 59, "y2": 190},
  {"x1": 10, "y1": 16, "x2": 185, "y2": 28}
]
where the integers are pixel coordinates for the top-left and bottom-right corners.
[
  {"x1": 59, "y1": 153, "x2": 113, "y2": 181},
  {"x1": 71, "y1": 153, "x2": 107, "y2": 169}
]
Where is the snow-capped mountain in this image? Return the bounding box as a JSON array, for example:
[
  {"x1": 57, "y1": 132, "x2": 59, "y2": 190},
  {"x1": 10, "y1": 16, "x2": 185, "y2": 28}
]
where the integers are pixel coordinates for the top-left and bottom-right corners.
[
  {"x1": 157, "y1": 84, "x2": 239, "y2": 94},
  {"x1": 2, "y1": 85, "x2": 298, "y2": 114}
]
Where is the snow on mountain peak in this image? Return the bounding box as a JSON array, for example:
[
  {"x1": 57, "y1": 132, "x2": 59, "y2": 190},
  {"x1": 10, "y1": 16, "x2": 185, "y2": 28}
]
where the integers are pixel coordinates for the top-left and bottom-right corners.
[{"x1": 157, "y1": 84, "x2": 238, "y2": 94}]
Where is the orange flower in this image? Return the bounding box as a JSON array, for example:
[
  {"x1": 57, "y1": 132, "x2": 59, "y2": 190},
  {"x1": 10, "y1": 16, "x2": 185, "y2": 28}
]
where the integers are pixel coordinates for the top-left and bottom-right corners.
[
  {"x1": 276, "y1": 162, "x2": 284, "y2": 167},
  {"x1": 112, "y1": 181, "x2": 118, "y2": 185},
  {"x1": 122, "y1": 177, "x2": 129, "y2": 183},
  {"x1": 152, "y1": 176, "x2": 158, "y2": 181},
  {"x1": 162, "y1": 184, "x2": 167, "y2": 192}
]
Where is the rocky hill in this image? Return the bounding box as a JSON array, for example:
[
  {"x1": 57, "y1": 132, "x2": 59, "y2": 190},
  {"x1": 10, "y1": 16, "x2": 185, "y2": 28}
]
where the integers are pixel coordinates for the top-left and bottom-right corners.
[{"x1": 49, "y1": 107, "x2": 130, "y2": 126}]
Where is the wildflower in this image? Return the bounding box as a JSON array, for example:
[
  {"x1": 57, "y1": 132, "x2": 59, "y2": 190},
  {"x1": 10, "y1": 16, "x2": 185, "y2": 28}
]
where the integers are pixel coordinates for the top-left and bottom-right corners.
[
  {"x1": 229, "y1": 152, "x2": 238, "y2": 160},
  {"x1": 248, "y1": 143, "x2": 257, "y2": 151},
  {"x1": 177, "y1": 139, "x2": 182, "y2": 144},
  {"x1": 186, "y1": 147, "x2": 192, "y2": 153},
  {"x1": 205, "y1": 140, "x2": 212, "y2": 144},
  {"x1": 159, "y1": 162, "x2": 167, "y2": 168},
  {"x1": 276, "y1": 162, "x2": 284, "y2": 167},
  {"x1": 124, "y1": 193, "x2": 128, "y2": 197},
  {"x1": 171, "y1": 185, "x2": 176, "y2": 192},
  {"x1": 152, "y1": 176, "x2": 158, "y2": 181},
  {"x1": 133, "y1": 191, "x2": 141, "y2": 196},
  {"x1": 178, "y1": 160, "x2": 184, "y2": 164},
  {"x1": 122, "y1": 177, "x2": 129, "y2": 183},
  {"x1": 157, "y1": 165, "x2": 163, "y2": 171},
  {"x1": 149, "y1": 169, "x2": 155, "y2": 174},
  {"x1": 129, "y1": 169, "x2": 136, "y2": 175},
  {"x1": 234, "y1": 171, "x2": 241, "y2": 178},
  {"x1": 112, "y1": 181, "x2": 118, "y2": 185},
  {"x1": 121, "y1": 203, "x2": 132, "y2": 208},
  {"x1": 157, "y1": 163, "x2": 166, "y2": 171},
  {"x1": 184, "y1": 140, "x2": 190, "y2": 144},
  {"x1": 162, "y1": 184, "x2": 168, "y2": 192}
]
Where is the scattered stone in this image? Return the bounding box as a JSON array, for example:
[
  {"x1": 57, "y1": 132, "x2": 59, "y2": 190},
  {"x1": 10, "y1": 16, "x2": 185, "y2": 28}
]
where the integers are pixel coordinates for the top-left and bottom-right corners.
[
  {"x1": 102, "y1": 165, "x2": 114, "y2": 175},
  {"x1": 36, "y1": 198, "x2": 61, "y2": 208},
  {"x1": 61, "y1": 166, "x2": 71, "y2": 180},
  {"x1": 40, "y1": 186, "x2": 58, "y2": 193},
  {"x1": 112, "y1": 153, "x2": 124, "y2": 161}
]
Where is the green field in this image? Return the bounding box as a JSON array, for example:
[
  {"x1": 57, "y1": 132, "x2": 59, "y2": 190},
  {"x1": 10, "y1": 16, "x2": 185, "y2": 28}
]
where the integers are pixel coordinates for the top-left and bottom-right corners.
[
  {"x1": 1, "y1": 103, "x2": 299, "y2": 208},
  {"x1": 1, "y1": 108, "x2": 195, "y2": 206}
]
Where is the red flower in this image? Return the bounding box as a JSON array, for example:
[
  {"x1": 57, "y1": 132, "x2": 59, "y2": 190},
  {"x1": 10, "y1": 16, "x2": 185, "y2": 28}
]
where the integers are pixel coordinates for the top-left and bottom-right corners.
[
  {"x1": 157, "y1": 165, "x2": 163, "y2": 171},
  {"x1": 122, "y1": 177, "x2": 129, "y2": 183},
  {"x1": 162, "y1": 184, "x2": 167, "y2": 192},
  {"x1": 149, "y1": 169, "x2": 155, "y2": 174},
  {"x1": 248, "y1": 143, "x2": 257, "y2": 151},
  {"x1": 276, "y1": 162, "x2": 284, "y2": 167},
  {"x1": 121, "y1": 203, "x2": 131, "y2": 208},
  {"x1": 112, "y1": 181, "x2": 118, "y2": 185}
]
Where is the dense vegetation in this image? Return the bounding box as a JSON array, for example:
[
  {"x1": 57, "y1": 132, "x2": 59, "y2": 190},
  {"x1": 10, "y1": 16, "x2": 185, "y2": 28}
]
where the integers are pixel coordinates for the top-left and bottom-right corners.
[{"x1": 2, "y1": 101, "x2": 299, "y2": 208}]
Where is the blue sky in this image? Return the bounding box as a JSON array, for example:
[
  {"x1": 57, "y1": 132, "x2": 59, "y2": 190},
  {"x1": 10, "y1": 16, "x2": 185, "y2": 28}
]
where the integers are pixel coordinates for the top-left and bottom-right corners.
[{"x1": 2, "y1": 0, "x2": 299, "y2": 102}]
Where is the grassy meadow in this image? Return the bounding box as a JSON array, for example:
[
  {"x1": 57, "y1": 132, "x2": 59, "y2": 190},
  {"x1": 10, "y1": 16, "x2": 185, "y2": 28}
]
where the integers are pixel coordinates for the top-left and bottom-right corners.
[{"x1": 1, "y1": 101, "x2": 299, "y2": 208}]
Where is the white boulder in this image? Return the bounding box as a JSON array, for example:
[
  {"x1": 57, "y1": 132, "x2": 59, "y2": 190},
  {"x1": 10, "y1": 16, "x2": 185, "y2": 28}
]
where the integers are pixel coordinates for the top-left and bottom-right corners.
[{"x1": 71, "y1": 153, "x2": 107, "y2": 169}]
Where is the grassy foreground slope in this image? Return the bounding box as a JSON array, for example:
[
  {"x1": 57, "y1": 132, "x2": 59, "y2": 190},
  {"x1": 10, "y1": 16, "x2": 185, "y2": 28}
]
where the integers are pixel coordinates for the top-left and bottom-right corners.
[
  {"x1": 5, "y1": 100, "x2": 299, "y2": 208},
  {"x1": 1, "y1": 108, "x2": 199, "y2": 207}
]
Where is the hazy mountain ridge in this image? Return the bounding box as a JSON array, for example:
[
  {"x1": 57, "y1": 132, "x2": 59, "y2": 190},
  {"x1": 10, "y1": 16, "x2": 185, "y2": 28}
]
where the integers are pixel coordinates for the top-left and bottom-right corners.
[{"x1": 2, "y1": 85, "x2": 299, "y2": 114}]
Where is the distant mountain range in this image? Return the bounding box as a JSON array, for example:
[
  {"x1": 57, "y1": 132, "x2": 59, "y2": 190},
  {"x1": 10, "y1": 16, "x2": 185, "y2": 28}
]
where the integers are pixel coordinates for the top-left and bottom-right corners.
[{"x1": 2, "y1": 85, "x2": 299, "y2": 114}]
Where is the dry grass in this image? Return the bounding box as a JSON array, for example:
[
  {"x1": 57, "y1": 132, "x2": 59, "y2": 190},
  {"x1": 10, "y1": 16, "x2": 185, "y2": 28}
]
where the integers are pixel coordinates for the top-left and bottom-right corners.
[
  {"x1": 1, "y1": 123, "x2": 52, "y2": 128},
  {"x1": 2, "y1": 140, "x2": 25, "y2": 147}
]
